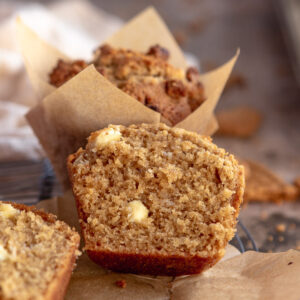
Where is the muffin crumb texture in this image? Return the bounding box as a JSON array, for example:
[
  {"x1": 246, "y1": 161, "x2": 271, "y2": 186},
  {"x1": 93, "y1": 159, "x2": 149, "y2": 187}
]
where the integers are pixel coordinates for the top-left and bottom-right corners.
[
  {"x1": 0, "y1": 202, "x2": 80, "y2": 300},
  {"x1": 68, "y1": 123, "x2": 244, "y2": 275}
]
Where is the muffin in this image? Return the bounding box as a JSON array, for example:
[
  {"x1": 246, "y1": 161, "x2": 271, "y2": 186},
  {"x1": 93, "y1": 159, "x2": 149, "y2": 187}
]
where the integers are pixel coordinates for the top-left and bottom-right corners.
[
  {"x1": 0, "y1": 202, "x2": 80, "y2": 300},
  {"x1": 67, "y1": 123, "x2": 244, "y2": 276},
  {"x1": 49, "y1": 44, "x2": 205, "y2": 125}
]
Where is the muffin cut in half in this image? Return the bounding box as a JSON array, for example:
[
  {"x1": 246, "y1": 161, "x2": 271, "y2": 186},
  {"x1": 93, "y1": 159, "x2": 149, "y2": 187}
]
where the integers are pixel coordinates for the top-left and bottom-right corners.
[
  {"x1": 68, "y1": 123, "x2": 244, "y2": 276},
  {"x1": 0, "y1": 202, "x2": 80, "y2": 300}
]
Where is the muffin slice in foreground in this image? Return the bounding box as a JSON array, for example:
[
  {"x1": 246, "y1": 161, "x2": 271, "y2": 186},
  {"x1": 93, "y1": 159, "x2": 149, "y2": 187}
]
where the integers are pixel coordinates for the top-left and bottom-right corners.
[
  {"x1": 0, "y1": 202, "x2": 80, "y2": 300},
  {"x1": 68, "y1": 123, "x2": 244, "y2": 276}
]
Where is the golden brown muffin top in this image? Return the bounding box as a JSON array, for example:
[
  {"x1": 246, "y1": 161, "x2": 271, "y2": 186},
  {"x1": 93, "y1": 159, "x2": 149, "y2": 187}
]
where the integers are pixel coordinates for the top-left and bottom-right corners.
[{"x1": 49, "y1": 44, "x2": 205, "y2": 125}]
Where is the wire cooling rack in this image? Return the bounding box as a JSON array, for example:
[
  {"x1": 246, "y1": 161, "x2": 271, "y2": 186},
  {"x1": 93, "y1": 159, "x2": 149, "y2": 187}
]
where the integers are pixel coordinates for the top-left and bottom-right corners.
[
  {"x1": 232, "y1": 220, "x2": 258, "y2": 252},
  {"x1": 0, "y1": 158, "x2": 258, "y2": 252}
]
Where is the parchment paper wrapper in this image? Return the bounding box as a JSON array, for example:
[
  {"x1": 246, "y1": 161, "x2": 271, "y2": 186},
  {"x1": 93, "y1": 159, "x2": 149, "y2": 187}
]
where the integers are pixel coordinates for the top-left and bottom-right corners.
[
  {"x1": 36, "y1": 196, "x2": 300, "y2": 300},
  {"x1": 17, "y1": 7, "x2": 238, "y2": 188}
]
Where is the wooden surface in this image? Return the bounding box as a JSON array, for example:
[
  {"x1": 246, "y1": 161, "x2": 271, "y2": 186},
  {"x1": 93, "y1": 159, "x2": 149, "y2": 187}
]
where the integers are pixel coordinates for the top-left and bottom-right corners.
[
  {"x1": 0, "y1": 160, "x2": 43, "y2": 205},
  {"x1": 1, "y1": 0, "x2": 300, "y2": 252}
]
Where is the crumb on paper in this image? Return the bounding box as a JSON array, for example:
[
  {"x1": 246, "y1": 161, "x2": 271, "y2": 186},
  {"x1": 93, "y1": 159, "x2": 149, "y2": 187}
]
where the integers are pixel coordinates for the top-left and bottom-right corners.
[
  {"x1": 288, "y1": 262, "x2": 293, "y2": 265},
  {"x1": 276, "y1": 223, "x2": 286, "y2": 233},
  {"x1": 115, "y1": 279, "x2": 126, "y2": 288}
]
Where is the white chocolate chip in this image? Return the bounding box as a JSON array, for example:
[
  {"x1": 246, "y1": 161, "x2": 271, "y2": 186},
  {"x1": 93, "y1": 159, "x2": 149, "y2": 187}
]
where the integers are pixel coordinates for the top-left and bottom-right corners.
[
  {"x1": 0, "y1": 203, "x2": 19, "y2": 219},
  {"x1": 128, "y1": 200, "x2": 149, "y2": 222},
  {"x1": 95, "y1": 128, "x2": 121, "y2": 148},
  {"x1": 0, "y1": 245, "x2": 8, "y2": 261},
  {"x1": 163, "y1": 151, "x2": 173, "y2": 158},
  {"x1": 0, "y1": 245, "x2": 17, "y2": 261}
]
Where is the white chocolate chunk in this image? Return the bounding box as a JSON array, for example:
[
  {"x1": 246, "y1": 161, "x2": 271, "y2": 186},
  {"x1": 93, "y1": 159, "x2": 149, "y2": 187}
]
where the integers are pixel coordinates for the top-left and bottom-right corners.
[
  {"x1": 0, "y1": 245, "x2": 8, "y2": 261},
  {"x1": 128, "y1": 200, "x2": 149, "y2": 222},
  {"x1": 95, "y1": 128, "x2": 121, "y2": 148},
  {"x1": 0, "y1": 203, "x2": 19, "y2": 219}
]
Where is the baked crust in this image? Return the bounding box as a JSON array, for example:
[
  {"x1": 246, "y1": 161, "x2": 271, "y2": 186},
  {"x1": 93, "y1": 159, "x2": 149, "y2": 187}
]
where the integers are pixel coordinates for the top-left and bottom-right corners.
[
  {"x1": 1, "y1": 202, "x2": 80, "y2": 300},
  {"x1": 7, "y1": 202, "x2": 57, "y2": 223},
  {"x1": 86, "y1": 249, "x2": 220, "y2": 276},
  {"x1": 44, "y1": 247, "x2": 79, "y2": 300}
]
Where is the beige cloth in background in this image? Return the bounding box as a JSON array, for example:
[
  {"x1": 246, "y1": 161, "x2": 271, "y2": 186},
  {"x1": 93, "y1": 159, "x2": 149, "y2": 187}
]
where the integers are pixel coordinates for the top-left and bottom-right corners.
[{"x1": 0, "y1": 0, "x2": 123, "y2": 160}]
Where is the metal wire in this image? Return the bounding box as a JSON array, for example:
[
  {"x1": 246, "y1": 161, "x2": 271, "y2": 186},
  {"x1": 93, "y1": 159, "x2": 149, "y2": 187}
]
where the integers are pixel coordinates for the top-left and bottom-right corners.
[
  {"x1": 39, "y1": 159, "x2": 55, "y2": 201},
  {"x1": 0, "y1": 160, "x2": 43, "y2": 205},
  {"x1": 238, "y1": 219, "x2": 259, "y2": 252},
  {"x1": 233, "y1": 230, "x2": 245, "y2": 253}
]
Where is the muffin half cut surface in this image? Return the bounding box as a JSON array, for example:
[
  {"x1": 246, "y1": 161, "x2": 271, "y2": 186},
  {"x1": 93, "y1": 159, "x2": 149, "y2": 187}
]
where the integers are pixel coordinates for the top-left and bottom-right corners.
[
  {"x1": 68, "y1": 123, "x2": 244, "y2": 276},
  {"x1": 0, "y1": 202, "x2": 80, "y2": 300}
]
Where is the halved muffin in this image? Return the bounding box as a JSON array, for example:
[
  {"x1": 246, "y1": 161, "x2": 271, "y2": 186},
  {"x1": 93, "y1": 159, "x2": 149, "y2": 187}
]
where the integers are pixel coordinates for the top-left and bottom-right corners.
[
  {"x1": 68, "y1": 123, "x2": 244, "y2": 276},
  {"x1": 0, "y1": 202, "x2": 80, "y2": 300}
]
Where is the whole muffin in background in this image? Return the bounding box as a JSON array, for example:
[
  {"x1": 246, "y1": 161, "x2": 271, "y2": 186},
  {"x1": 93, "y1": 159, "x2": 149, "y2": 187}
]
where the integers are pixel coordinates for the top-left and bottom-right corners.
[
  {"x1": 49, "y1": 44, "x2": 205, "y2": 125},
  {"x1": 68, "y1": 123, "x2": 244, "y2": 276}
]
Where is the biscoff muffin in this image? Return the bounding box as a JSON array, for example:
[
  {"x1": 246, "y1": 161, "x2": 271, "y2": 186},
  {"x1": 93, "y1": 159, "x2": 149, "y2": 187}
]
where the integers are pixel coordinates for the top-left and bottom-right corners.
[
  {"x1": 49, "y1": 44, "x2": 205, "y2": 125},
  {"x1": 67, "y1": 123, "x2": 244, "y2": 276},
  {"x1": 0, "y1": 202, "x2": 80, "y2": 300}
]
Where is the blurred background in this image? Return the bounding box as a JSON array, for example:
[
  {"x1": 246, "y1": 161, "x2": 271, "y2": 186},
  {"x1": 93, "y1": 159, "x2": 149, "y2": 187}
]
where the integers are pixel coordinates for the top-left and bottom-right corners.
[{"x1": 0, "y1": 0, "x2": 299, "y2": 253}]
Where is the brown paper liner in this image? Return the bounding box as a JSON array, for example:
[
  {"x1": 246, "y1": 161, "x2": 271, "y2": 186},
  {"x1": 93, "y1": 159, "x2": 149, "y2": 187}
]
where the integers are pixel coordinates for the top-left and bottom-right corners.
[
  {"x1": 26, "y1": 65, "x2": 161, "y2": 187},
  {"x1": 171, "y1": 249, "x2": 300, "y2": 300},
  {"x1": 15, "y1": 16, "x2": 64, "y2": 99},
  {"x1": 106, "y1": 7, "x2": 187, "y2": 69},
  {"x1": 17, "y1": 7, "x2": 238, "y2": 188}
]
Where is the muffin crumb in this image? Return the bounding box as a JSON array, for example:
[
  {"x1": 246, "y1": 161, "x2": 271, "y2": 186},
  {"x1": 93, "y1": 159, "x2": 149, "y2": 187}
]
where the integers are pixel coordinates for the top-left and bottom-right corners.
[
  {"x1": 68, "y1": 123, "x2": 244, "y2": 276},
  {"x1": 115, "y1": 279, "x2": 127, "y2": 288}
]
